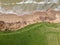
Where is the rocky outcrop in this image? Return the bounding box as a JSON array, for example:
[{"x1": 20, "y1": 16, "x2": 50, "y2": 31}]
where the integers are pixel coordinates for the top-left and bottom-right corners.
[
  {"x1": 0, "y1": 21, "x2": 6, "y2": 31},
  {"x1": 0, "y1": 9, "x2": 60, "y2": 31},
  {"x1": 0, "y1": 20, "x2": 30, "y2": 31}
]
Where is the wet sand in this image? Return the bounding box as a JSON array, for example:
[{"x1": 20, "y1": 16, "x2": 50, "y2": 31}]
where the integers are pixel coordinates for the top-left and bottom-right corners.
[{"x1": 0, "y1": 14, "x2": 22, "y2": 23}]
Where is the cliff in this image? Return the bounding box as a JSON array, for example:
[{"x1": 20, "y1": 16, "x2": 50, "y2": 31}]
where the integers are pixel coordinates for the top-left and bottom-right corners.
[{"x1": 0, "y1": 9, "x2": 60, "y2": 31}]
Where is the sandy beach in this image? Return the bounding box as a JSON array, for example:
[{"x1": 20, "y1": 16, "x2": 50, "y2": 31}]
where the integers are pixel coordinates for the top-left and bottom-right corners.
[{"x1": 0, "y1": 14, "x2": 22, "y2": 23}]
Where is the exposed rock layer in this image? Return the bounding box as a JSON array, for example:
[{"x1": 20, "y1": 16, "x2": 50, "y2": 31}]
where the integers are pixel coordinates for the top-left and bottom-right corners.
[{"x1": 0, "y1": 9, "x2": 60, "y2": 31}]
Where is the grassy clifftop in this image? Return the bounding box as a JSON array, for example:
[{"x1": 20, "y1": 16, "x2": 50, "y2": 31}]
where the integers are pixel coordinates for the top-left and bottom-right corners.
[{"x1": 0, "y1": 22, "x2": 60, "y2": 45}]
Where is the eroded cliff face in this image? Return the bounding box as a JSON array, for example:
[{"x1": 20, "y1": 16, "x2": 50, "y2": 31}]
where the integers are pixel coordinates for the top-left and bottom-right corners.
[{"x1": 0, "y1": 9, "x2": 60, "y2": 31}]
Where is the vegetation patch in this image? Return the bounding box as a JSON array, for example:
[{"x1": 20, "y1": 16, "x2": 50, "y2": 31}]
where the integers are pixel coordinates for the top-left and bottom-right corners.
[{"x1": 0, "y1": 22, "x2": 60, "y2": 45}]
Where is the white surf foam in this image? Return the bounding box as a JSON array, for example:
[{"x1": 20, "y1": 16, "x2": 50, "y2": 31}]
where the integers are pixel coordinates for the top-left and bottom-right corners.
[{"x1": 54, "y1": 6, "x2": 60, "y2": 11}]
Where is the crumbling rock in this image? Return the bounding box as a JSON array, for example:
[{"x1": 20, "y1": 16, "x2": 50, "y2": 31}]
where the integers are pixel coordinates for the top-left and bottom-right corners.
[
  {"x1": 0, "y1": 21, "x2": 6, "y2": 31},
  {"x1": 0, "y1": 21, "x2": 22, "y2": 31},
  {"x1": 0, "y1": 9, "x2": 59, "y2": 31}
]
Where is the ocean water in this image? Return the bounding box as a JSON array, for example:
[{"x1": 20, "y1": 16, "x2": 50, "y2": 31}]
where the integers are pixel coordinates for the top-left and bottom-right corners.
[{"x1": 0, "y1": 0, "x2": 42, "y2": 3}]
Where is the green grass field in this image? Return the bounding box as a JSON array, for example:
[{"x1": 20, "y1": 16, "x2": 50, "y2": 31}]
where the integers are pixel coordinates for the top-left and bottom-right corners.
[{"x1": 0, "y1": 22, "x2": 60, "y2": 45}]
